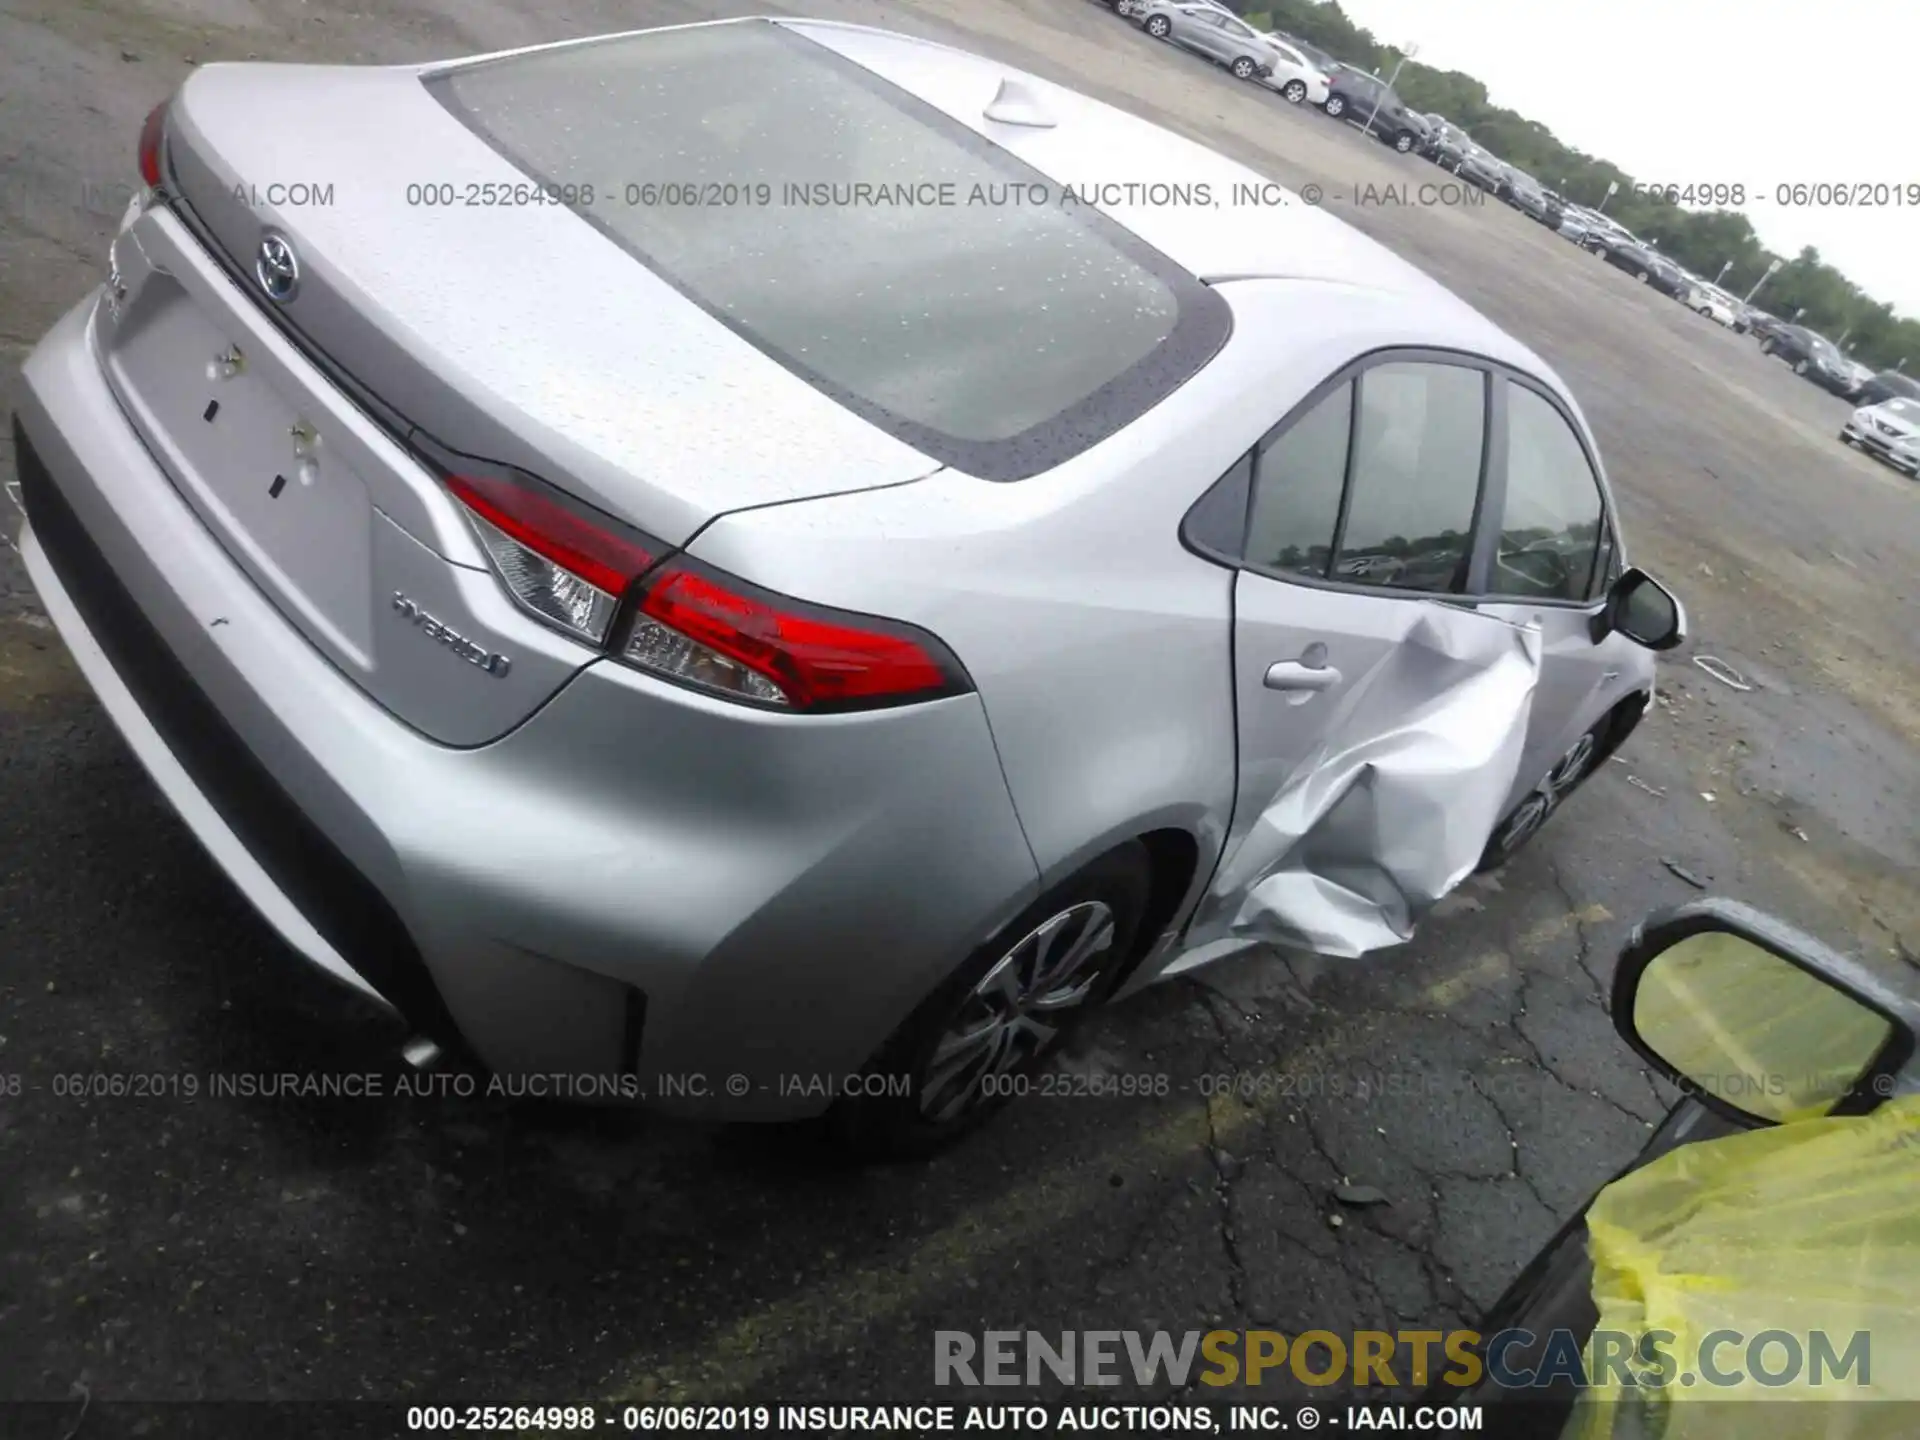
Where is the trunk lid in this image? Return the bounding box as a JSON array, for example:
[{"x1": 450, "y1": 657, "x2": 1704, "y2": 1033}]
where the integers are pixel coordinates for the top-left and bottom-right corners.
[
  {"x1": 160, "y1": 59, "x2": 945, "y2": 540},
  {"x1": 96, "y1": 54, "x2": 945, "y2": 744}
]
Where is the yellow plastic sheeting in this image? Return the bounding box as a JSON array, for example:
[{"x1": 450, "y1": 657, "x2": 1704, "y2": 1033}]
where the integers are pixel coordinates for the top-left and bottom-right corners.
[{"x1": 1563, "y1": 1094, "x2": 1920, "y2": 1440}]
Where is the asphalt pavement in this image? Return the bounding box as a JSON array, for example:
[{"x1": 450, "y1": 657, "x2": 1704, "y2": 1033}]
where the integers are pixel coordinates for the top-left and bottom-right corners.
[{"x1": 1, "y1": 0, "x2": 1916, "y2": 1419}]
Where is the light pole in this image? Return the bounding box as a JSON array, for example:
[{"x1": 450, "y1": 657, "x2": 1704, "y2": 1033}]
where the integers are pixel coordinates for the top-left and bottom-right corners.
[
  {"x1": 1743, "y1": 257, "x2": 1782, "y2": 306},
  {"x1": 1365, "y1": 42, "x2": 1418, "y2": 142},
  {"x1": 1715, "y1": 259, "x2": 1733, "y2": 285}
]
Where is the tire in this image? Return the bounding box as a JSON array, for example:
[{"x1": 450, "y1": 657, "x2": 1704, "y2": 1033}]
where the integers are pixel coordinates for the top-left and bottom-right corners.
[
  {"x1": 1231, "y1": 55, "x2": 1257, "y2": 80},
  {"x1": 1760, "y1": 339, "x2": 1775, "y2": 356},
  {"x1": 828, "y1": 843, "x2": 1153, "y2": 1159},
  {"x1": 1145, "y1": 14, "x2": 1171, "y2": 37},
  {"x1": 1477, "y1": 721, "x2": 1609, "y2": 872},
  {"x1": 1696, "y1": 306, "x2": 1712, "y2": 318},
  {"x1": 1324, "y1": 94, "x2": 1347, "y2": 118},
  {"x1": 1282, "y1": 79, "x2": 1306, "y2": 103},
  {"x1": 1794, "y1": 358, "x2": 1809, "y2": 375},
  {"x1": 1839, "y1": 430, "x2": 1853, "y2": 446},
  {"x1": 1394, "y1": 131, "x2": 1415, "y2": 153},
  {"x1": 1635, "y1": 270, "x2": 1650, "y2": 283}
]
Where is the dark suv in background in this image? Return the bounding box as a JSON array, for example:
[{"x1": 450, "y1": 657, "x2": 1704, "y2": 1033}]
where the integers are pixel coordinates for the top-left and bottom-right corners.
[
  {"x1": 1320, "y1": 68, "x2": 1425, "y2": 152},
  {"x1": 1763, "y1": 326, "x2": 1862, "y2": 396}
]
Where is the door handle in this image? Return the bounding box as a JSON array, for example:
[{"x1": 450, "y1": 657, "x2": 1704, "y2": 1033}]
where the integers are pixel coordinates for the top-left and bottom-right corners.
[{"x1": 1264, "y1": 660, "x2": 1343, "y2": 692}]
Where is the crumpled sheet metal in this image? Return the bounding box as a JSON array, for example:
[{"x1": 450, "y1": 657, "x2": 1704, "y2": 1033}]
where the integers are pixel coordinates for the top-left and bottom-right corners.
[{"x1": 1204, "y1": 605, "x2": 1542, "y2": 958}]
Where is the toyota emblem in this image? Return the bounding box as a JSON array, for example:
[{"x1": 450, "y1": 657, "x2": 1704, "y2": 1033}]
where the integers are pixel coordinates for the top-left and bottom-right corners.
[{"x1": 255, "y1": 231, "x2": 300, "y2": 304}]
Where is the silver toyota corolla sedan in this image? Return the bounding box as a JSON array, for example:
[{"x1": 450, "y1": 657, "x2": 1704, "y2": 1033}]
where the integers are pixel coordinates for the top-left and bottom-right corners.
[{"x1": 10, "y1": 17, "x2": 1683, "y2": 1154}]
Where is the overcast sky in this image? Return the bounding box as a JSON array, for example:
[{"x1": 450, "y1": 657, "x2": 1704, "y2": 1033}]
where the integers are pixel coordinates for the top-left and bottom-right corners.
[{"x1": 1333, "y1": 0, "x2": 1920, "y2": 319}]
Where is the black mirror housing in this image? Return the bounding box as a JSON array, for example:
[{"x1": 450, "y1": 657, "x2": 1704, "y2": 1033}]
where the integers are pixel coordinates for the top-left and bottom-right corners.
[
  {"x1": 1592, "y1": 566, "x2": 1686, "y2": 650},
  {"x1": 1612, "y1": 898, "x2": 1920, "y2": 1126}
]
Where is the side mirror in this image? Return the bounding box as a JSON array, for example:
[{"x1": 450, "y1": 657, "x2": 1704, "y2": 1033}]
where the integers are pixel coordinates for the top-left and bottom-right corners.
[
  {"x1": 1613, "y1": 898, "x2": 1919, "y2": 1126},
  {"x1": 1594, "y1": 566, "x2": 1685, "y2": 650}
]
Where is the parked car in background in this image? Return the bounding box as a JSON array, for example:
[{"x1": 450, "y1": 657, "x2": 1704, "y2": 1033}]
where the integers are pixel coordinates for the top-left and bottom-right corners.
[
  {"x1": 1599, "y1": 240, "x2": 1689, "y2": 297},
  {"x1": 1276, "y1": 33, "x2": 1342, "y2": 79},
  {"x1": 1505, "y1": 172, "x2": 1564, "y2": 227},
  {"x1": 1746, "y1": 310, "x2": 1791, "y2": 345},
  {"x1": 1840, "y1": 396, "x2": 1920, "y2": 475},
  {"x1": 1425, "y1": 120, "x2": 1474, "y2": 169},
  {"x1": 1253, "y1": 32, "x2": 1332, "y2": 104},
  {"x1": 1136, "y1": 2, "x2": 1279, "y2": 82},
  {"x1": 1319, "y1": 68, "x2": 1426, "y2": 152},
  {"x1": 1556, "y1": 206, "x2": 1601, "y2": 243},
  {"x1": 1577, "y1": 213, "x2": 1636, "y2": 255},
  {"x1": 1683, "y1": 281, "x2": 1741, "y2": 327},
  {"x1": 1456, "y1": 147, "x2": 1510, "y2": 196},
  {"x1": 1858, "y1": 369, "x2": 1920, "y2": 406},
  {"x1": 1762, "y1": 326, "x2": 1860, "y2": 395},
  {"x1": 1842, "y1": 358, "x2": 1876, "y2": 395}
]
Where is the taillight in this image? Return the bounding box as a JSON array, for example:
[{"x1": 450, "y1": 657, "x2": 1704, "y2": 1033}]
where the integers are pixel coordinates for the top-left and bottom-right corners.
[
  {"x1": 625, "y1": 561, "x2": 969, "y2": 712},
  {"x1": 444, "y1": 469, "x2": 656, "y2": 644},
  {"x1": 424, "y1": 439, "x2": 970, "y2": 713},
  {"x1": 138, "y1": 100, "x2": 169, "y2": 189}
]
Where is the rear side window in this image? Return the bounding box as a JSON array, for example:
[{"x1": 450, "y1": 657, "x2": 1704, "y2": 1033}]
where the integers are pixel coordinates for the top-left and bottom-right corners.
[
  {"x1": 1245, "y1": 382, "x2": 1351, "y2": 578},
  {"x1": 1490, "y1": 384, "x2": 1605, "y2": 601},
  {"x1": 426, "y1": 21, "x2": 1230, "y2": 481},
  {"x1": 1333, "y1": 363, "x2": 1487, "y2": 593}
]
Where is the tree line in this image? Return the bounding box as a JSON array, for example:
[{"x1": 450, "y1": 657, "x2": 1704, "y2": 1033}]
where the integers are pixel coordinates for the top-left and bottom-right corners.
[{"x1": 1234, "y1": 1, "x2": 1914, "y2": 370}]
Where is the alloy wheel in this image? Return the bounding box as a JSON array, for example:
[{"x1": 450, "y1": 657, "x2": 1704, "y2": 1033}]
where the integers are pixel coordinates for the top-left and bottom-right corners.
[
  {"x1": 1147, "y1": 16, "x2": 1170, "y2": 37},
  {"x1": 1284, "y1": 80, "x2": 1305, "y2": 102},
  {"x1": 1489, "y1": 729, "x2": 1600, "y2": 859},
  {"x1": 917, "y1": 902, "x2": 1117, "y2": 1123}
]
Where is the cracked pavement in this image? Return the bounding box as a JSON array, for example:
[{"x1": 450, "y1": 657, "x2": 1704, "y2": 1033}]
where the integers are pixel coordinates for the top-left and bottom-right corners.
[{"x1": 3, "y1": 0, "x2": 1918, "y2": 1414}]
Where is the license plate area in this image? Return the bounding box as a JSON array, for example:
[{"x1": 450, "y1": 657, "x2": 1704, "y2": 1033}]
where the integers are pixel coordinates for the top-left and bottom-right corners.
[{"x1": 102, "y1": 277, "x2": 375, "y2": 667}]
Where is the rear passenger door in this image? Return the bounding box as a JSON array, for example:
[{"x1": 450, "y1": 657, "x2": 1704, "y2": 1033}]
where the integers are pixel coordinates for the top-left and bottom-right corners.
[{"x1": 1185, "y1": 12, "x2": 1234, "y2": 62}]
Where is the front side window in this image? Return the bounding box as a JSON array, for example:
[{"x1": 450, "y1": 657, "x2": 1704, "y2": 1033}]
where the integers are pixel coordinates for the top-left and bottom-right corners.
[
  {"x1": 1332, "y1": 363, "x2": 1487, "y2": 593},
  {"x1": 1490, "y1": 383, "x2": 1605, "y2": 602}
]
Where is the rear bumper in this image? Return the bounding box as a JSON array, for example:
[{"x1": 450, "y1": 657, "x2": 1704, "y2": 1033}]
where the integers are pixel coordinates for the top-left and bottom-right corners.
[{"x1": 13, "y1": 298, "x2": 1041, "y2": 1119}]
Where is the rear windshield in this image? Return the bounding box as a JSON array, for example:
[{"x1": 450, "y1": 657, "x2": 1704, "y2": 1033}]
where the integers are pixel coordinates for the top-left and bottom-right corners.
[{"x1": 425, "y1": 21, "x2": 1230, "y2": 481}]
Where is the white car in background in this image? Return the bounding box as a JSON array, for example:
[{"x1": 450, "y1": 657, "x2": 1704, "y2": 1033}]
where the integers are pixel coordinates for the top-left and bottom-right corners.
[
  {"x1": 1840, "y1": 396, "x2": 1920, "y2": 476},
  {"x1": 1255, "y1": 32, "x2": 1332, "y2": 104},
  {"x1": 1685, "y1": 282, "x2": 1740, "y2": 327}
]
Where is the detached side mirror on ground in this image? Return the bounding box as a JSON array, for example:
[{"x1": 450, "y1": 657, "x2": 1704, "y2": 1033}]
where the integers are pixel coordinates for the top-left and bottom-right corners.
[
  {"x1": 1612, "y1": 898, "x2": 1920, "y2": 1125},
  {"x1": 1591, "y1": 565, "x2": 1685, "y2": 650}
]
